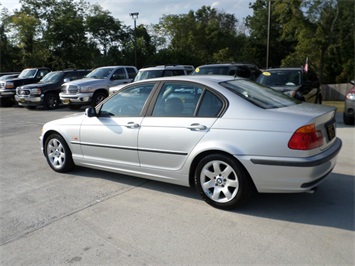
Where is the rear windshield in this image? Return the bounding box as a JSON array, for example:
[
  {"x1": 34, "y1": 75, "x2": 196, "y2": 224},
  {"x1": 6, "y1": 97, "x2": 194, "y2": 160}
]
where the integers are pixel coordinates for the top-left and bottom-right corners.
[
  {"x1": 257, "y1": 70, "x2": 302, "y2": 86},
  {"x1": 193, "y1": 66, "x2": 229, "y2": 75},
  {"x1": 220, "y1": 79, "x2": 300, "y2": 109}
]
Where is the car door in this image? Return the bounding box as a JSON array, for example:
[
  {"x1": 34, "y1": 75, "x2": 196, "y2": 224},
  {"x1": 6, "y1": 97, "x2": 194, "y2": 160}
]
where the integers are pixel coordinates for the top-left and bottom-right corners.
[
  {"x1": 138, "y1": 82, "x2": 224, "y2": 170},
  {"x1": 109, "y1": 67, "x2": 131, "y2": 87},
  {"x1": 79, "y1": 83, "x2": 155, "y2": 167}
]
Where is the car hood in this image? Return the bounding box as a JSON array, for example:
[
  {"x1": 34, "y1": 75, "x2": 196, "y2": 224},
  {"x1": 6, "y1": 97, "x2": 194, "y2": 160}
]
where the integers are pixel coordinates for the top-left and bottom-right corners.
[
  {"x1": 43, "y1": 112, "x2": 85, "y2": 129},
  {"x1": 19, "y1": 82, "x2": 54, "y2": 89},
  {"x1": 65, "y1": 78, "x2": 103, "y2": 86}
]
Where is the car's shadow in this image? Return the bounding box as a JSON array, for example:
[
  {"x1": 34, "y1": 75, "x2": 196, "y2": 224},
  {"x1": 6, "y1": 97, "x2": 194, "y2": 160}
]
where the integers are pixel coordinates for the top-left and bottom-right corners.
[{"x1": 67, "y1": 167, "x2": 354, "y2": 232}]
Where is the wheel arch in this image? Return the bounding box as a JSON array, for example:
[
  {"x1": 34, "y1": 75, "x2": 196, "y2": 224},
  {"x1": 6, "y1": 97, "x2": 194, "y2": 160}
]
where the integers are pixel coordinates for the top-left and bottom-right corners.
[{"x1": 188, "y1": 149, "x2": 256, "y2": 191}]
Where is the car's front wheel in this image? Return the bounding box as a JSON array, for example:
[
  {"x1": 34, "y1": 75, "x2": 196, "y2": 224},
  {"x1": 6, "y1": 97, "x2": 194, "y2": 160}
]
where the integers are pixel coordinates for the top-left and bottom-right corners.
[
  {"x1": 43, "y1": 93, "x2": 59, "y2": 110},
  {"x1": 45, "y1": 134, "x2": 75, "y2": 172},
  {"x1": 194, "y1": 154, "x2": 253, "y2": 210},
  {"x1": 343, "y1": 112, "x2": 354, "y2": 125},
  {"x1": 91, "y1": 91, "x2": 107, "y2": 107}
]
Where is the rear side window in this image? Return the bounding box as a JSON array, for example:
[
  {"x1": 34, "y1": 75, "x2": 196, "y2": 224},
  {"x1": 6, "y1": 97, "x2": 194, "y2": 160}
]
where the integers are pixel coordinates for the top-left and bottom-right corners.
[
  {"x1": 197, "y1": 90, "x2": 223, "y2": 117},
  {"x1": 221, "y1": 79, "x2": 299, "y2": 109},
  {"x1": 126, "y1": 67, "x2": 137, "y2": 79}
]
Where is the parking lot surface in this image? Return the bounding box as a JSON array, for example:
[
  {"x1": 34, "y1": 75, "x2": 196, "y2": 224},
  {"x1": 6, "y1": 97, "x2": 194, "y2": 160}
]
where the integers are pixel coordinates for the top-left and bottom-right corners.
[{"x1": 0, "y1": 106, "x2": 354, "y2": 265}]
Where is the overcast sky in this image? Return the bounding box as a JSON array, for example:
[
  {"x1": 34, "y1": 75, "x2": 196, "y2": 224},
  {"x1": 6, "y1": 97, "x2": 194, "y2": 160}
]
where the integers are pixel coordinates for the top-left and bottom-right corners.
[{"x1": 0, "y1": 0, "x2": 255, "y2": 27}]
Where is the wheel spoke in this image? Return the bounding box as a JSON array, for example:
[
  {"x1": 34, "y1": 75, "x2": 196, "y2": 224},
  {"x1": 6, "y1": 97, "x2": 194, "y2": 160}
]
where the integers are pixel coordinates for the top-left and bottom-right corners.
[{"x1": 201, "y1": 179, "x2": 214, "y2": 190}]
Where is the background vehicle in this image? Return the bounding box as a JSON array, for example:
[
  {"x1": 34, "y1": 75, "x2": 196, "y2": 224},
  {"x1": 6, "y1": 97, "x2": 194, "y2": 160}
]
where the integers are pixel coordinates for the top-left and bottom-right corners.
[
  {"x1": 60, "y1": 66, "x2": 137, "y2": 109},
  {"x1": 40, "y1": 75, "x2": 341, "y2": 210},
  {"x1": 192, "y1": 63, "x2": 261, "y2": 81},
  {"x1": 15, "y1": 69, "x2": 90, "y2": 110},
  {"x1": 343, "y1": 80, "x2": 355, "y2": 125},
  {"x1": 110, "y1": 64, "x2": 188, "y2": 95},
  {"x1": 0, "y1": 67, "x2": 51, "y2": 107},
  {"x1": 0, "y1": 74, "x2": 20, "y2": 80},
  {"x1": 256, "y1": 67, "x2": 322, "y2": 104}
]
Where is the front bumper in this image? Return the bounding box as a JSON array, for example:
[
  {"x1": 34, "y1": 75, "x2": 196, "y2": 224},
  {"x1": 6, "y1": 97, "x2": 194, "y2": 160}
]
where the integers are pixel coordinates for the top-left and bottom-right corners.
[
  {"x1": 0, "y1": 90, "x2": 15, "y2": 99},
  {"x1": 59, "y1": 93, "x2": 92, "y2": 105},
  {"x1": 239, "y1": 137, "x2": 342, "y2": 193},
  {"x1": 15, "y1": 95, "x2": 43, "y2": 106}
]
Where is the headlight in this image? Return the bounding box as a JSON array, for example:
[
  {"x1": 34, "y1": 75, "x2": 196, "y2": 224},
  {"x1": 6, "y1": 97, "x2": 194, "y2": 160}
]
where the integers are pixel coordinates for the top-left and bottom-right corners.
[
  {"x1": 284, "y1": 91, "x2": 295, "y2": 97},
  {"x1": 5, "y1": 82, "x2": 14, "y2": 89},
  {"x1": 79, "y1": 86, "x2": 93, "y2": 93},
  {"x1": 346, "y1": 92, "x2": 355, "y2": 100},
  {"x1": 30, "y1": 88, "x2": 41, "y2": 95}
]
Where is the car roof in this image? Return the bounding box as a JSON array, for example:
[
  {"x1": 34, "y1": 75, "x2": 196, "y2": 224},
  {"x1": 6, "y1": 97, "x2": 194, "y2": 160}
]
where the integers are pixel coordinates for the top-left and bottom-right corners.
[
  {"x1": 264, "y1": 67, "x2": 303, "y2": 71},
  {"x1": 139, "y1": 65, "x2": 186, "y2": 71},
  {"x1": 132, "y1": 74, "x2": 239, "y2": 84},
  {"x1": 197, "y1": 63, "x2": 251, "y2": 67}
]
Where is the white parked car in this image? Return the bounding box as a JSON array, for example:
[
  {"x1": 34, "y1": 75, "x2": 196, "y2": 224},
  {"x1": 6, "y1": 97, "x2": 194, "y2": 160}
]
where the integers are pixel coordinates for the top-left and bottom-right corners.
[{"x1": 41, "y1": 75, "x2": 342, "y2": 209}]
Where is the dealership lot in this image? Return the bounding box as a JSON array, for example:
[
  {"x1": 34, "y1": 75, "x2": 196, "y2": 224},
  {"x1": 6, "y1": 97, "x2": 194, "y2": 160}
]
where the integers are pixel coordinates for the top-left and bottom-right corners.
[{"x1": 0, "y1": 106, "x2": 354, "y2": 265}]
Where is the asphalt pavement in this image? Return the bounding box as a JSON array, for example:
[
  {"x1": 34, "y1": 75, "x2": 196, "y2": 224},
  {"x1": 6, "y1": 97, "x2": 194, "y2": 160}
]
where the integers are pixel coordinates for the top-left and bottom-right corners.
[{"x1": 0, "y1": 106, "x2": 354, "y2": 265}]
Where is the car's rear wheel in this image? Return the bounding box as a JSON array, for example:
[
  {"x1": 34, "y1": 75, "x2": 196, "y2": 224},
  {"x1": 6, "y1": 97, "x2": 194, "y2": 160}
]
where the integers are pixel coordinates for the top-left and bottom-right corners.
[
  {"x1": 45, "y1": 134, "x2": 75, "y2": 172},
  {"x1": 43, "y1": 93, "x2": 59, "y2": 110},
  {"x1": 195, "y1": 154, "x2": 253, "y2": 210}
]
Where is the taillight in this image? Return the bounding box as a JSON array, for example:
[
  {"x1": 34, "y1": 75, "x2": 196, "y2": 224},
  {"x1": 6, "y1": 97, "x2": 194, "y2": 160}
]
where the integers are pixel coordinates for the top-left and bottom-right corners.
[{"x1": 288, "y1": 124, "x2": 323, "y2": 150}]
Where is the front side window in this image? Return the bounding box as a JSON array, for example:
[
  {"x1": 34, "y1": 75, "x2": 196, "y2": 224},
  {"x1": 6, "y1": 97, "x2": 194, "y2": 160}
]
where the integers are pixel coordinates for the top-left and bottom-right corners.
[
  {"x1": 99, "y1": 83, "x2": 155, "y2": 117},
  {"x1": 152, "y1": 83, "x2": 203, "y2": 117}
]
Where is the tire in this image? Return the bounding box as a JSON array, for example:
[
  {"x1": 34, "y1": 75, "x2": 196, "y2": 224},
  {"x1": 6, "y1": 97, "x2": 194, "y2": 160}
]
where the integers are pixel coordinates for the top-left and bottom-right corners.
[
  {"x1": 343, "y1": 112, "x2": 354, "y2": 125},
  {"x1": 25, "y1": 106, "x2": 37, "y2": 110},
  {"x1": 91, "y1": 91, "x2": 107, "y2": 107},
  {"x1": 0, "y1": 98, "x2": 14, "y2": 107},
  {"x1": 45, "y1": 134, "x2": 75, "y2": 173},
  {"x1": 194, "y1": 154, "x2": 253, "y2": 210},
  {"x1": 68, "y1": 105, "x2": 81, "y2": 110},
  {"x1": 43, "y1": 93, "x2": 59, "y2": 110}
]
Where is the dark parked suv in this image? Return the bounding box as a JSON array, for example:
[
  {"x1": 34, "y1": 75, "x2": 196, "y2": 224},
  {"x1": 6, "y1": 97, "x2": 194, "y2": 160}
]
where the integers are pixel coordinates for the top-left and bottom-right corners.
[
  {"x1": 15, "y1": 69, "x2": 90, "y2": 109},
  {"x1": 0, "y1": 67, "x2": 51, "y2": 107},
  {"x1": 256, "y1": 67, "x2": 322, "y2": 104},
  {"x1": 192, "y1": 63, "x2": 261, "y2": 81}
]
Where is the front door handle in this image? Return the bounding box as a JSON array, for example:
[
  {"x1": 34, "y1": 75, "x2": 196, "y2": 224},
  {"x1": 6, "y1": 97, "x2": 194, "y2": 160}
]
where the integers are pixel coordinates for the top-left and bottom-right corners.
[
  {"x1": 187, "y1": 123, "x2": 207, "y2": 131},
  {"x1": 125, "y1": 122, "x2": 140, "y2": 128}
]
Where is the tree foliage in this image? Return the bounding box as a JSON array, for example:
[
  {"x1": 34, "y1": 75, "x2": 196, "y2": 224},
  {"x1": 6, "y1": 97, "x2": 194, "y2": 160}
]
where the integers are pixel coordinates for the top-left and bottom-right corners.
[{"x1": 0, "y1": 0, "x2": 353, "y2": 83}]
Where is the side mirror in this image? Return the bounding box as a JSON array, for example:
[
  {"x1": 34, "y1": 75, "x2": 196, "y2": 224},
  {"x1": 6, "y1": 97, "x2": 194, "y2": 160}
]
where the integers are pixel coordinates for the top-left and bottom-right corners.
[
  {"x1": 351, "y1": 80, "x2": 354, "y2": 85},
  {"x1": 85, "y1": 107, "x2": 97, "y2": 117}
]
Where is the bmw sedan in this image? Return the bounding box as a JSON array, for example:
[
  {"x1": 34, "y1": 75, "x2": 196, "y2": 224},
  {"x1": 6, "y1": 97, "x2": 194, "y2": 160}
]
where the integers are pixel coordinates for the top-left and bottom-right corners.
[{"x1": 40, "y1": 76, "x2": 342, "y2": 210}]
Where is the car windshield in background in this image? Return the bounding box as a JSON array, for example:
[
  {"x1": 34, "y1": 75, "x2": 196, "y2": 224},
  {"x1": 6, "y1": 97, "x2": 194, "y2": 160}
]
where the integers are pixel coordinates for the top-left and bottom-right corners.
[
  {"x1": 18, "y1": 69, "x2": 36, "y2": 78},
  {"x1": 258, "y1": 70, "x2": 302, "y2": 86},
  {"x1": 40, "y1": 72, "x2": 62, "y2": 83},
  {"x1": 220, "y1": 79, "x2": 299, "y2": 109},
  {"x1": 134, "y1": 70, "x2": 164, "y2": 81},
  {"x1": 194, "y1": 66, "x2": 229, "y2": 75},
  {"x1": 86, "y1": 68, "x2": 114, "y2": 79}
]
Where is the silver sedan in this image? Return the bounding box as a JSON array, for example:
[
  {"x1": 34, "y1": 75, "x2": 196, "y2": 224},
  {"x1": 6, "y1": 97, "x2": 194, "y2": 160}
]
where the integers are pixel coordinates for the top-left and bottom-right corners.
[{"x1": 40, "y1": 76, "x2": 342, "y2": 210}]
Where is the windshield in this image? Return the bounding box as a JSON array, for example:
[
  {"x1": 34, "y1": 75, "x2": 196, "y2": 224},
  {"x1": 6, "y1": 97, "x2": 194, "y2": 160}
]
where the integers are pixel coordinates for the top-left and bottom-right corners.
[
  {"x1": 220, "y1": 79, "x2": 299, "y2": 109},
  {"x1": 40, "y1": 72, "x2": 63, "y2": 83},
  {"x1": 134, "y1": 70, "x2": 164, "y2": 81},
  {"x1": 18, "y1": 69, "x2": 37, "y2": 78},
  {"x1": 87, "y1": 68, "x2": 114, "y2": 79},
  {"x1": 257, "y1": 70, "x2": 302, "y2": 86}
]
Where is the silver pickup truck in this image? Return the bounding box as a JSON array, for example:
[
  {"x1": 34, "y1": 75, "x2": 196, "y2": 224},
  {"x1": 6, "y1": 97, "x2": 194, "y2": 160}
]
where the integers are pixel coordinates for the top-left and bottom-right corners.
[{"x1": 60, "y1": 65, "x2": 137, "y2": 109}]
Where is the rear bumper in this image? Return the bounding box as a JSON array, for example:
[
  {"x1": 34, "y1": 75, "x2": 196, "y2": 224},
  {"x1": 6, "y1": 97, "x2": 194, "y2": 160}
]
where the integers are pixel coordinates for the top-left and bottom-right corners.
[{"x1": 239, "y1": 137, "x2": 342, "y2": 193}]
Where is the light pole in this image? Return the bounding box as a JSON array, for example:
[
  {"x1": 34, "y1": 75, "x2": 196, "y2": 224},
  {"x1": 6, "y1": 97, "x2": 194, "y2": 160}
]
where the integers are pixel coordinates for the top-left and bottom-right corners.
[
  {"x1": 266, "y1": 0, "x2": 271, "y2": 69},
  {"x1": 129, "y1": 12, "x2": 139, "y2": 67}
]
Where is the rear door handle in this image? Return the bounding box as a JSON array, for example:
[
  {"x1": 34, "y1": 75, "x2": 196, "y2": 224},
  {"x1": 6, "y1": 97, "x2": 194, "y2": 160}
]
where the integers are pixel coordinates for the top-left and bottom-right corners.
[{"x1": 187, "y1": 123, "x2": 207, "y2": 131}]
